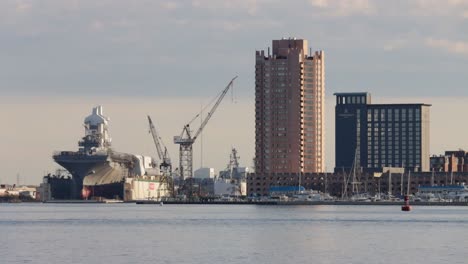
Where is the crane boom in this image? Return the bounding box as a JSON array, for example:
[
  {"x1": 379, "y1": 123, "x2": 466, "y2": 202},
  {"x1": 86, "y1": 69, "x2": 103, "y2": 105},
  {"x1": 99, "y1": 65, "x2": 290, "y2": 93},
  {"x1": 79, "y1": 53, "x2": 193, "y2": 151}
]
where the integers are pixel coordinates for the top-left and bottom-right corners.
[
  {"x1": 148, "y1": 116, "x2": 164, "y2": 161},
  {"x1": 148, "y1": 115, "x2": 171, "y2": 175},
  {"x1": 193, "y1": 76, "x2": 237, "y2": 140}
]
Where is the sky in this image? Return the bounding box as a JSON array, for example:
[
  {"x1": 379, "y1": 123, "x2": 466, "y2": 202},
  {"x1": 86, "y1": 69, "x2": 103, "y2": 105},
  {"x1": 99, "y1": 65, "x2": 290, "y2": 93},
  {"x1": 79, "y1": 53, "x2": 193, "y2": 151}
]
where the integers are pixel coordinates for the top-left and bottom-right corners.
[{"x1": 1, "y1": 0, "x2": 468, "y2": 184}]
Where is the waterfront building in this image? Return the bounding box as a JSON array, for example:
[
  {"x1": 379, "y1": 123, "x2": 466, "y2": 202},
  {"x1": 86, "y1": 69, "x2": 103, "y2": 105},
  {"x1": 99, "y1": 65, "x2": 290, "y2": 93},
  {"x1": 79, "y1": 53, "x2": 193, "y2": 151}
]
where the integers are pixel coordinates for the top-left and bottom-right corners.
[
  {"x1": 254, "y1": 38, "x2": 325, "y2": 180},
  {"x1": 430, "y1": 150, "x2": 468, "y2": 172},
  {"x1": 247, "y1": 170, "x2": 468, "y2": 197},
  {"x1": 334, "y1": 92, "x2": 431, "y2": 172}
]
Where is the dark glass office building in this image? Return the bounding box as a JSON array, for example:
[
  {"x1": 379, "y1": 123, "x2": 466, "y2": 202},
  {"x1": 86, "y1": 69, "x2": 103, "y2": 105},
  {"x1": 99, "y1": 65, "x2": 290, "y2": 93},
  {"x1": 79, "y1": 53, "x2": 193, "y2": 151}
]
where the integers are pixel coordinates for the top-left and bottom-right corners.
[{"x1": 334, "y1": 92, "x2": 431, "y2": 172}]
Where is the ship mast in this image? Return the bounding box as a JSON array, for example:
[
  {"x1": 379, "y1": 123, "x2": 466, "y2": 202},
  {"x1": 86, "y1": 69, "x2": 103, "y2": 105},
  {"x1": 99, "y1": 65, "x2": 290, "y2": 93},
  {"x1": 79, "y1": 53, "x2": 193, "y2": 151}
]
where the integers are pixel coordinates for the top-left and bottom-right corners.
[{"x1": 351, "y1": 147, "x2": 360, "y2": 195}]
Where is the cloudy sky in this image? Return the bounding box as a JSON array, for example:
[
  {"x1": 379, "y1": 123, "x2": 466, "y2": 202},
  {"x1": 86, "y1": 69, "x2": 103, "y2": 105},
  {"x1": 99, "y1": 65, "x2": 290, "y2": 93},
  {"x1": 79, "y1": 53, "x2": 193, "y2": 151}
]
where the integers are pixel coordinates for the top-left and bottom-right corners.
[{"x1": 1, "y1": 0, "x2": 468, "y2": 184}]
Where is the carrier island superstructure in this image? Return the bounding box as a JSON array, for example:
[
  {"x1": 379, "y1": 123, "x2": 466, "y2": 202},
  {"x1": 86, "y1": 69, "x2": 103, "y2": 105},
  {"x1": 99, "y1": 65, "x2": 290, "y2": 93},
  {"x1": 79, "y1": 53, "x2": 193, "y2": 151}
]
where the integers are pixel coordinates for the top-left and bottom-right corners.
[{"x1": 51, "y1": 106, "x2": 171, "y2": 201}]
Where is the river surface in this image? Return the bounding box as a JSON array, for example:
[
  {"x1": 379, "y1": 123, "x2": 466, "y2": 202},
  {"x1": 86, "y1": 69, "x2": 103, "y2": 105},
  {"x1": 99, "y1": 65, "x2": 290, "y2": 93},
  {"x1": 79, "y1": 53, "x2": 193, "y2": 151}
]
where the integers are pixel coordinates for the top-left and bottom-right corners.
[{"x1": 2, "y1": 204, "x2": 468, "y2": 264}]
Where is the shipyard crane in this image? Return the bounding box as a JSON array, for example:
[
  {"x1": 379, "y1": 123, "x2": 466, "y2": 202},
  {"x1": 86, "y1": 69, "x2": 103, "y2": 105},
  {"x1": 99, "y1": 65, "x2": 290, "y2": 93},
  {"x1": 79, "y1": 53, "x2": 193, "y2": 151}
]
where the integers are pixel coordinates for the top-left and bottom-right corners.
[
  {"x1": 174, "y1": 76, "x2": 238, "y2": 181},
  {"x1": 148, "y1": 115, "x2": 172, "y2": 176}
]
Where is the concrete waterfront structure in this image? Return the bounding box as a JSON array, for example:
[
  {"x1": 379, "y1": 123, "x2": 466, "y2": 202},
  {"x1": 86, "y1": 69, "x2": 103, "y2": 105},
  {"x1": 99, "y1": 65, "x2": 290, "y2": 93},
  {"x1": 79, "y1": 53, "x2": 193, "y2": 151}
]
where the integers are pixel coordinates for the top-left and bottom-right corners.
[
  {"x1": 334, "y1": 92, "x2": 431, "y2": 173},
  {"x1": 254, "y1": 38, "x2": 325, "y2": 185}
]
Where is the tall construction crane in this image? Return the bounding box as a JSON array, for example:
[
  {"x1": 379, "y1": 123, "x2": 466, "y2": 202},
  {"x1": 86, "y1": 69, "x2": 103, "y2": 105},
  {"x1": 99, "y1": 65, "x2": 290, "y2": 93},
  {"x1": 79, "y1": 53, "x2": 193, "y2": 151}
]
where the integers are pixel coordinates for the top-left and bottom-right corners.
[
  {"x1": 148, "y1": 115, "x2": 172, "y2": 176},
  {"x1": 174, "y1": 76, "x2": 237, "y2": 180}
]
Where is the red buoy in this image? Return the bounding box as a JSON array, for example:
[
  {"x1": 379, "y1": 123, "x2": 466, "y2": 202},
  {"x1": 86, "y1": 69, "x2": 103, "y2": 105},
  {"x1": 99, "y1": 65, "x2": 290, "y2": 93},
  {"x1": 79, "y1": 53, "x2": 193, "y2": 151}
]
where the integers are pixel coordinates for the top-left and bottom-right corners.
[{"x1": 401, "y1": 195, "x2": 412, "y2": 211}]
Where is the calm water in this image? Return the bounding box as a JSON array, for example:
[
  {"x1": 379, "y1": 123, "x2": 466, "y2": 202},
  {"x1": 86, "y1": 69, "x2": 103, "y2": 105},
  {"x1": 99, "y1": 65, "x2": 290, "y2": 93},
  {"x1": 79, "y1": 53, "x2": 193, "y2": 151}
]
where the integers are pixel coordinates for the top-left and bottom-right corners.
[{"x1": 2, "y1": 204, "x2": 468, "y2": 264}]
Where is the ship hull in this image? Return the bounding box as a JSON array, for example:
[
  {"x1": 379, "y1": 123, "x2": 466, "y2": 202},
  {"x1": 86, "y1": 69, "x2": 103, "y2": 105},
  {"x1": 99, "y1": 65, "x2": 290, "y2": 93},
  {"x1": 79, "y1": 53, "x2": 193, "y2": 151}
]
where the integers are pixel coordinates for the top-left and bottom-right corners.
[
  {"x1": 82, "y1": 182, "x2": 124, "y2": 200},
  {"x1": 53, "y1": 151, "x2": 133, "y2": 199}
]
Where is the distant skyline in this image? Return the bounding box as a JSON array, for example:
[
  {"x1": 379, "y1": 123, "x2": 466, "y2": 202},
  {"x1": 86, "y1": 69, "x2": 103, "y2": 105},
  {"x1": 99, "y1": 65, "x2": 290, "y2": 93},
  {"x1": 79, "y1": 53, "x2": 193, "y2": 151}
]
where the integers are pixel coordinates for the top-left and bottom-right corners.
[
  {"x1": 2, "y1": 1, "x2": 468, "y2": 184},
  {"x1": 2, "y1": 95, "x2": 468, "y2": 185}
]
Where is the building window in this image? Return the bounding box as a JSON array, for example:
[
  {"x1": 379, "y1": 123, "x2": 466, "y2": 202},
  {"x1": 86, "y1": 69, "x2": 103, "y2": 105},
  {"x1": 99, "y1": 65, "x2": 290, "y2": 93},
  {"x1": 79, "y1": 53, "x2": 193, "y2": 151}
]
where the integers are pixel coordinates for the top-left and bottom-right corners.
[{"x1": 373, "y1": 109, "x2": 379, "y2": 121}]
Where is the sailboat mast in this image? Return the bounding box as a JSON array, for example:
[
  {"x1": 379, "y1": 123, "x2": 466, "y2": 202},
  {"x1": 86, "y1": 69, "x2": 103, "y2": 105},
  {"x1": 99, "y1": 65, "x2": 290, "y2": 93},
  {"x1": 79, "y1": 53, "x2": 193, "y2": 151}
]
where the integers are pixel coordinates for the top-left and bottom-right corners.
[
  {"x1": 325, "y1": 171, "x2": 328, "y2": 194},
  {"x1": 351, "y1": 147, "x2": 358, "y2": 195},
  {"x1": 298, "y1": 170, "x2": 301, "y2": 193},
  {"x1": 400, "y1": 172, "x2": 404, "y2": 196},
  {"x1": 431, "y1": 168, "x2": 435, "y2": 187},
  {"x1": 342, "y1": 167, "x2": 346, "y2": 199},
  {"x1": 388, "y1": 172, "x2": 392, "y2": 196},
  {"x1": 407, "y1": 170, "x2": 411, "y2": 196}
]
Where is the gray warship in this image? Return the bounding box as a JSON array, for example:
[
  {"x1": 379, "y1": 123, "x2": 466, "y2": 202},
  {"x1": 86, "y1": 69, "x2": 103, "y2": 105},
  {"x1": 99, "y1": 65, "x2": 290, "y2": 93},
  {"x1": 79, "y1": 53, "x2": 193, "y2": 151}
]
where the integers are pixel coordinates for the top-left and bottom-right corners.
[{"x1": 53, "y1": 106, "x2": 159, "y2": 199}]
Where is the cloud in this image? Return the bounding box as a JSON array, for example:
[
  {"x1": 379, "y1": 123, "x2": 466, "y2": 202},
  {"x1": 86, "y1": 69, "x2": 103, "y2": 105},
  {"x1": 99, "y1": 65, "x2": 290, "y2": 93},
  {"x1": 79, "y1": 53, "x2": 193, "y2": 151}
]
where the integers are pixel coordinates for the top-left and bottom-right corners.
[
  {"x1": 160, "y1": 1, "x2": 180, "y2": 10},
  {"x1": 222, "y1": 21, "x2": 242, "y2": 32},
  {"x1": 192, "y1": 0, "x2": 260, "y2": 15},
  {"x1": 383, "y1": 39, "x2": 407, "y2": 51},
  {"x1": 306, "y1": 0, "x2": 468, "y2": 18},
  {"x1": 1, "y1": 0, "x2": 468, "y2": 100},
  {"x1": 411, "y1": 0, "x2": 468, "y2": 17},
  {"x1": 425, "y1": 38, "x2": 468, "y2": 56},
  {"x1": 414, "y1": 0, "x2": 468, "y2": 8},
  {"x1": 310, "y1": 0, "x2": 328, "y2": 7},
  {"x1": 90, "y1": 20, "x2": 105, "y2": 32},
  {"x1": 309, "y1": 0, "x2": 375, "y2": 16},
  {"x1": 16, "y1": 2, "x2": 32, "y2": 12},
  {"x1": 463, "y1": 10, "x2": 468, "y2": 18}
]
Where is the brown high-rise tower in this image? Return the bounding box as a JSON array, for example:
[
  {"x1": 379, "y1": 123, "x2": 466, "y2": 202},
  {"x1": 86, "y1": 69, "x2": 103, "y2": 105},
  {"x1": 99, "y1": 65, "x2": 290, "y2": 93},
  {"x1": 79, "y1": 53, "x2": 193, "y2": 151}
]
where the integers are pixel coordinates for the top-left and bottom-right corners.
[{"x1": 255, "y1": 38, "x2": 325, "y2": 176}]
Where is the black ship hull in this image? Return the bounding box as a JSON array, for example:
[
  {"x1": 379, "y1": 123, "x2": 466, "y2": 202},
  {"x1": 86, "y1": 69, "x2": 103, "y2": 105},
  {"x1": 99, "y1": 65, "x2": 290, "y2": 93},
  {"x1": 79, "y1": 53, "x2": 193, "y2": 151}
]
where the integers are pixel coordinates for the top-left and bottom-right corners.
[
  {"x1": 82, "y1": 182, "x2": 124, "y2": 200},
  {"x1": 53, "y1": 151, "x2": 134, "y2": 199}
]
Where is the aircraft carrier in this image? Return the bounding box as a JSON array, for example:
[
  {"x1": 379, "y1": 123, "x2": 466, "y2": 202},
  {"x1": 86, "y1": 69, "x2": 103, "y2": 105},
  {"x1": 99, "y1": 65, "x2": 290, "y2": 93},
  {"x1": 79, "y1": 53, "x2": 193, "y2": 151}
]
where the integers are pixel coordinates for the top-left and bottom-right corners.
[{"x1": 52, "y1": 106, "x2": 168, "y2": 200}]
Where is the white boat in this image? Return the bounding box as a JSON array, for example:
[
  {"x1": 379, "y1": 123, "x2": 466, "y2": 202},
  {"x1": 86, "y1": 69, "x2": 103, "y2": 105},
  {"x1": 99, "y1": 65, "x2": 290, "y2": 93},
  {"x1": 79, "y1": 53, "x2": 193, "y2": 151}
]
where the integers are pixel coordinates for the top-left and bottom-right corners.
[
  {"x1": 416, "y1": 184, "x2": 468, "y2": 202},
  {"x1": 292, "y1": 190, "x2": 322, "y2": 201},
  {"x1": 350, "y1": 193, "x2": 372, "y2": 202}
]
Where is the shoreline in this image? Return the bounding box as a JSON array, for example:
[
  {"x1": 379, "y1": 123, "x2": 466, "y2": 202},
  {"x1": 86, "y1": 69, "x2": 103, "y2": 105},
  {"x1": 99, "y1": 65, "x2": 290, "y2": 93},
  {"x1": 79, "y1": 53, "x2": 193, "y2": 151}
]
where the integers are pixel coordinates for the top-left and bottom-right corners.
[
  {"x1": 4, "y1": 200, "x2": 467, "y2": 206},
  {"x1": 101, "y1": 200, "x2": 468, "y2": 206}
]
